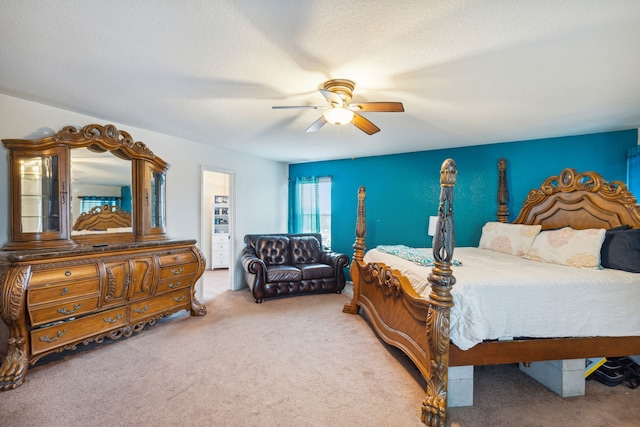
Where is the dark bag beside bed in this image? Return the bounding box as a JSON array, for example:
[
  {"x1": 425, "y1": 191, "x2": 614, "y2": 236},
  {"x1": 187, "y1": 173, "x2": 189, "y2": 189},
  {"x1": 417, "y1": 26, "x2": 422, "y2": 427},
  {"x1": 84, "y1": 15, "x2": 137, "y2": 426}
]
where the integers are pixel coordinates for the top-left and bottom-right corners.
[{"x1": 588, "y1": 357, "x2": 640, "y2": 389}]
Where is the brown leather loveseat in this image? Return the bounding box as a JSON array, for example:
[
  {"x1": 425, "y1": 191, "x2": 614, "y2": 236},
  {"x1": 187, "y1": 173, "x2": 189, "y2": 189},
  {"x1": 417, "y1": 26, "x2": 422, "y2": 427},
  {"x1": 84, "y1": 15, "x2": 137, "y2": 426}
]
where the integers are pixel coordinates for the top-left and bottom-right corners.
[{"x1": 241, "y1": 233, "x2": 349, "y2": 303}]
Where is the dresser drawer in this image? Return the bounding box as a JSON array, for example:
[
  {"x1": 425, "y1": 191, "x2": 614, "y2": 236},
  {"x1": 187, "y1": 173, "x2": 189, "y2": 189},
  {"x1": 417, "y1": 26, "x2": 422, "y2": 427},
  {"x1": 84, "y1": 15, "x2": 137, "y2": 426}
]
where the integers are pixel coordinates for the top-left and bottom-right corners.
[
  {"x1": 129, "y1": 289, "x2": 190, "y2": 321},
  {"x1": 156, "y1": 277, "x2": 190, "y2": 294},
  {"x1": 158, "y1": 251, "x2": 196, "y2": 266},
  {"x1": 159, "y1": 262, "x2": 198, "y2": 280},
  {"x1": 211, "y1": 254, "x2": 229, "y2": 267},
  {"x1": 212, "y1": 242, "x2": 228, "y2": 251},
  {"x1": 31, "y1": 306, "x2": 127, "y2": 355},
  {"x1": 30, "y1": 264, "x2": 99, "y2": 286},
  {"x1": 212, "y1": 234, "x2": 229, "y2": 243},
  {"x1": 28, "y1": 278, "x2": 100, "y2": 306},
  {"x1": 29, "y1": 296, "x2": 101, "y2": 327}
]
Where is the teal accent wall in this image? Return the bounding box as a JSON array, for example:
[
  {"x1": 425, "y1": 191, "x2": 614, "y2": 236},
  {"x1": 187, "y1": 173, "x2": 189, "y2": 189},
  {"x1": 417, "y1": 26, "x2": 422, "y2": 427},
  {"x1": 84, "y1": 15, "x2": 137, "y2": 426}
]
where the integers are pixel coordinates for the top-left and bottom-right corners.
[{"x1": 288, "y1": 129, "x2": 638, "y2": 260}]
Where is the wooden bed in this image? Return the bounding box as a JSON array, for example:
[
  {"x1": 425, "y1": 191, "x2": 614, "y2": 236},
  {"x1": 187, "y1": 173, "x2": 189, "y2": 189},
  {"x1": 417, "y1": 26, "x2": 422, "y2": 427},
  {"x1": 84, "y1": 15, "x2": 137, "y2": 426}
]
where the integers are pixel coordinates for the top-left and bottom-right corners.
[
  {"x1": 343, "y1": 158, "x2": 640, "y2": 426},
  {"x1": 71, "y1": 203, "x2": 134, "y2": 245},
  {"x1": 72, "y1": 203, "x2": 132, "y2": 231}
]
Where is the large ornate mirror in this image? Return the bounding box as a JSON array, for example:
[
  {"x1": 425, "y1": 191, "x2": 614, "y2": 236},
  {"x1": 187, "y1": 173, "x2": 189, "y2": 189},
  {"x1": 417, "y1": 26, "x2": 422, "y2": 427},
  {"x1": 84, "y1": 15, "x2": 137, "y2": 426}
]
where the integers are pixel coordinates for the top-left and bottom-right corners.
[{"x1": 2, "y1": 124, "x2": 168, "y2": 250}]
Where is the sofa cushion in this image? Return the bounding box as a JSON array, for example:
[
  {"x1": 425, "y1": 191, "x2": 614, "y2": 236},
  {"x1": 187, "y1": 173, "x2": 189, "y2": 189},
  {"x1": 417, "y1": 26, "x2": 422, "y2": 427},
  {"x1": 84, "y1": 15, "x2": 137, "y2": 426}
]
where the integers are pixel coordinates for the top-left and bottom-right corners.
[
  {"x1": 266, "y1": 265, "x2": 302, "y2": 282},
  {"x1": 296, "y1": 263, "x2": 334, "y2": 280},
  {"x1": 290, "y1": 236, "x2": 323, "y2": 264},
  {"x1": 256, "y1": 235, "x2": 291, "y2": 266}
]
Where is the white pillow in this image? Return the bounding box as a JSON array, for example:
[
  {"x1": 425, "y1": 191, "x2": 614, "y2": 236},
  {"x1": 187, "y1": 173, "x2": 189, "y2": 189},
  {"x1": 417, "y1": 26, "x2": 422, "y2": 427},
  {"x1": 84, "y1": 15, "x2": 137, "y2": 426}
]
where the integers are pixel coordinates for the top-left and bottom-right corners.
[
  {"x1": 478, "y1": 222, "x2": 542, "y2": 256},
  {"x1": 523, "y1": 227, "x2": 606, "y2": 269},
  {"x1": 106, "y1": 227, "x2": 133, "y2": 233}
]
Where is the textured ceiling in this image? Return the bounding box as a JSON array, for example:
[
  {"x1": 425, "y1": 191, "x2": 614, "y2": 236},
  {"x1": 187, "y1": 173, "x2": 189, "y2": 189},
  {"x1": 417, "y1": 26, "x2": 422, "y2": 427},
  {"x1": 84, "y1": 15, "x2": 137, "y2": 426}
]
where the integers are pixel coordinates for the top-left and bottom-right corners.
[{"x1": 1, "y1": 1, "x2": 639, "y2": 163}]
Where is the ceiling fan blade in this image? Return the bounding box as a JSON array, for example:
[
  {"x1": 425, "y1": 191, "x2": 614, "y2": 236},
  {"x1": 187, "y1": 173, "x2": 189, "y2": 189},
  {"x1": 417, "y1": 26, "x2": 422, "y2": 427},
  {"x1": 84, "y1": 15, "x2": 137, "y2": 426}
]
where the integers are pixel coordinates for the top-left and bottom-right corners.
[
  {"x1": 352, "y1": 113, "x2": 380, "y2": 135},
  {"x1": 272, "y1": 105, "x2": 323, "y2": 109},
  {"x1": 350, "y1": 102, "x2": 404, "y2": 112},
  {"x1": 319, "y1": 89, "x2": 345, "y2": 107},
  {"x1": 306, "y1": 115, "x2": 328, "y2": 133}
]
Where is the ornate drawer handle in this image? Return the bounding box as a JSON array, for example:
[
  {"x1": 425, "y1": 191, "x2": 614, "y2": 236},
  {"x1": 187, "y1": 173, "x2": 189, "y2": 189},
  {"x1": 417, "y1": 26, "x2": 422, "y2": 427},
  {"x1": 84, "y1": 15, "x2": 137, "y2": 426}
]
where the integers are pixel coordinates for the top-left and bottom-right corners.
[
  {"x1": 40, "y1": 330, "x2": 67, "y2": 342},
  {"x1": 173, "y1": 295, "x2": 186, "y2": 302},
  {"x1": 167, "y1": 281, "x2": 182, "y2": 289},
  {"x1": 60, "y1": 287, "x2": 69, "y2": 296},
  {"x1": 57, "y1": 303, "x2": 81, "y2": 315},
  {"x1": 65, "y1": 270, "x2": 72, "y2": 276},
  {"x1": 104, "y1": 313, "x2": 124, "y2": 323},
  {"x1": 133, "y1": 305, "x2": 150, "y2": 314},
  {"x1": 169, "y1": 267, "x2": 184, "y2": 275}
]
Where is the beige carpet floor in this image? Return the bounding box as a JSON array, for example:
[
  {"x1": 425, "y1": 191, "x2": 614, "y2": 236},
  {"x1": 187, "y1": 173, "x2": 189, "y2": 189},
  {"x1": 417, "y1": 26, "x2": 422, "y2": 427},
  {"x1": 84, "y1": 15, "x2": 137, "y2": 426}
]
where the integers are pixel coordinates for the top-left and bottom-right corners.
[{"x1": 1, "y1": 280, "x2": 639, "y2": 427}]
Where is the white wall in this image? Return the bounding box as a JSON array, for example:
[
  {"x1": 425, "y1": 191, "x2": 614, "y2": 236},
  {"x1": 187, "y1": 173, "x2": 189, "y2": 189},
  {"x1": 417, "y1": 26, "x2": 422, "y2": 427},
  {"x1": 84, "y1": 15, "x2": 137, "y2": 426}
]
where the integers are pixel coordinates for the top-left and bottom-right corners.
[{"x1": 0, "y1": 93, "x2": 289, "y2": 290}]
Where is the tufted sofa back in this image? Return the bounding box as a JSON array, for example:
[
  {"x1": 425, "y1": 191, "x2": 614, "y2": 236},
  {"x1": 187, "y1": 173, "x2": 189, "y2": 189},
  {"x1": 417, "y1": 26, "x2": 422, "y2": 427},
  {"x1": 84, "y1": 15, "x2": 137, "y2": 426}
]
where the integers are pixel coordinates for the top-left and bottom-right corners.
[
  {"x1": 255, "y1": 235, "x2": 291, "y2": 266},
  {"x1": 290, "y1": 236, "x2": 323, "y2": 264},
  {"x1": 245, "y1": 233, "x2": 323, "y2": 249}
]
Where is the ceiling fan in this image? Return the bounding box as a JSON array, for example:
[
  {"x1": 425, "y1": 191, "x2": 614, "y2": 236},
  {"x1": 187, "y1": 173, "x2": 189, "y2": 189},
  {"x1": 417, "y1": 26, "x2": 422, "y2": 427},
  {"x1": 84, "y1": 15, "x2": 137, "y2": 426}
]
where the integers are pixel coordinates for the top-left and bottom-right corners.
[{"x1": 272, "y1": 79, "x2": 404, "y2": 135}]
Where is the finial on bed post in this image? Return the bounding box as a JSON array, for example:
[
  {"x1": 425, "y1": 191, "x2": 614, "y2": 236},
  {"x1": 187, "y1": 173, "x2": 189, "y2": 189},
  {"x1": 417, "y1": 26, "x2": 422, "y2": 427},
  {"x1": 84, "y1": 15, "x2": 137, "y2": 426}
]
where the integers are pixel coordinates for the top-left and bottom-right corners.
[
  {"x1": 343, "y1": 186, "x2": 366, "y2": 314},
  {"x1": 353, "y1": 186, "x2": 367, "y2": 264},
  {"x1": 497, "y1": 158, "x2": 509, "y2": 223},
  {"x1": 422, "y1": 159, "x2": 457, "y2": 427}
]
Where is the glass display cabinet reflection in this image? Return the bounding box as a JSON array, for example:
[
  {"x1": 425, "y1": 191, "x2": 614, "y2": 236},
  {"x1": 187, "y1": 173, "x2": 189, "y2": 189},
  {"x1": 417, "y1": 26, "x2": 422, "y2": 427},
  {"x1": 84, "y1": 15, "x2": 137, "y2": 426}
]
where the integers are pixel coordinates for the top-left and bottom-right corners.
[{"x1": 8, "y1": 147, "x2": 71, "y2": 248}]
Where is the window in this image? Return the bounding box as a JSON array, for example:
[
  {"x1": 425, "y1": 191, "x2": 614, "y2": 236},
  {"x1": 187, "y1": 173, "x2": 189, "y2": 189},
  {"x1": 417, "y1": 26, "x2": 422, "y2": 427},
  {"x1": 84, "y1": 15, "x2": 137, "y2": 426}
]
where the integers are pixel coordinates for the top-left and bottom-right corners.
[{"x1": 290, "y1": 176, "x2": 332, "y2": 248}]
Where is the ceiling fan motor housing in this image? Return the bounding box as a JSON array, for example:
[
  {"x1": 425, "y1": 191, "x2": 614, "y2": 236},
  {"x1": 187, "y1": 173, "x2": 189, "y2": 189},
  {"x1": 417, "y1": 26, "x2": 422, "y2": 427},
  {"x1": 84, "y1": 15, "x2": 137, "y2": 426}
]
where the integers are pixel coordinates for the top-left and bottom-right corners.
[{"x1": 322, "y1": 79, "x2": 355, "y2": 104}]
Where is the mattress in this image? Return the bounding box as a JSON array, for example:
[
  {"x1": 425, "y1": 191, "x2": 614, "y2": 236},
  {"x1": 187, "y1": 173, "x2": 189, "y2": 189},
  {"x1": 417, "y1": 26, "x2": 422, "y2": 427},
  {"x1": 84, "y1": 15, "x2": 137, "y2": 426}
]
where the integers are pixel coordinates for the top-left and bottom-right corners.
[{"x1": 364, "y1": 247, "x2": 640, "y2": 350}]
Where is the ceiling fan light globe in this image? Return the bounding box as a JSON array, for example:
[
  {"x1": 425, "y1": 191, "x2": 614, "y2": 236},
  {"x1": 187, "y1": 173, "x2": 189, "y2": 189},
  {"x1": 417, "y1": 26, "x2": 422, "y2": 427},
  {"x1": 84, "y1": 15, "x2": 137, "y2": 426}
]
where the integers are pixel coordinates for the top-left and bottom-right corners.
[{"x1": 323, "y1": 107, "x2": 354, "y2": 125}]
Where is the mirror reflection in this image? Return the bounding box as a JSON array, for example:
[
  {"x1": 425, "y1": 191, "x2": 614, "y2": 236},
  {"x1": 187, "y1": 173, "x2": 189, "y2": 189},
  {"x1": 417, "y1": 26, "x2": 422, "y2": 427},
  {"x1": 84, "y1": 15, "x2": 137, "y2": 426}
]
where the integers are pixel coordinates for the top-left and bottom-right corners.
[
  {"x1": 150, "y1": 170, "x2": 166, "y2": 229},
  {"x1": 70, "y1": 149, "x2": 132, "y2": 234}
]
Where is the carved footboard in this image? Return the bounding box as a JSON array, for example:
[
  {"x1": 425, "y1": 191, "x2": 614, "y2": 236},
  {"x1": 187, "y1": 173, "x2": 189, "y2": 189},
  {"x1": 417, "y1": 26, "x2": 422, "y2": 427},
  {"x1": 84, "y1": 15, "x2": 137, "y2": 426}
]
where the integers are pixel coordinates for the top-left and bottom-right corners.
[
  {"x1": 344, "y1": 251, "x2": 431, "y2": 375},
  {"x1": 344, "y1": 159, "x2": 458, "y2": 426}
]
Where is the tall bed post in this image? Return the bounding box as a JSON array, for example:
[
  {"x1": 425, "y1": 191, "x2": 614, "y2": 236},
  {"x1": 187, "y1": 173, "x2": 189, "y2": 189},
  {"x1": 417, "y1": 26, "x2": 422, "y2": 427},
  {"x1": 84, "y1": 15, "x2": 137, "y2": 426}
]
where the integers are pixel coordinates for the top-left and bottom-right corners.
[
  {"x1": 497, "y1": 157, "x2": 509, "y2": 222},
  {"x1": 343, "y1": 186, "x2": 366, "y2": 314},
  {"x1": 422, "y1": 159, "x2": 457, "y2": 426}
]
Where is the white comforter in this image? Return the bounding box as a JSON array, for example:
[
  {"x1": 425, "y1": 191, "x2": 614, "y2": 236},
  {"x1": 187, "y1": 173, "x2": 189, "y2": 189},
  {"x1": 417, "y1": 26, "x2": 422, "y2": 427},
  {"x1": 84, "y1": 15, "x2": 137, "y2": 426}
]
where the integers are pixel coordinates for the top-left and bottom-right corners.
[{"x1": 364, "y1": 247, "x2": 640, "y2": 350}]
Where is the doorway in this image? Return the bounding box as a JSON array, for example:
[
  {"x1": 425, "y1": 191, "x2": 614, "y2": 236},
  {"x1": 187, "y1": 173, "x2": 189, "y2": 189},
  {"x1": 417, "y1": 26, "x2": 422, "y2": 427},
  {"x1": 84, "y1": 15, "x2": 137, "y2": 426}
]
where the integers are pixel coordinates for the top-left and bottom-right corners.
[{"x1": 201, "y1": 166, "x2": 235, "y2": 299}]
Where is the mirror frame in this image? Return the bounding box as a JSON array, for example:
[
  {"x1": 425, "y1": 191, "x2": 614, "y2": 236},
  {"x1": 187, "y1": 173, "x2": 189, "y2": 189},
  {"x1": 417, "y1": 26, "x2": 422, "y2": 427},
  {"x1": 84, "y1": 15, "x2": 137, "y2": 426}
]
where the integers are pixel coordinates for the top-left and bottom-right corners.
[{"x1": 2, "y1": 124, "x2": 169, "y2": 250}]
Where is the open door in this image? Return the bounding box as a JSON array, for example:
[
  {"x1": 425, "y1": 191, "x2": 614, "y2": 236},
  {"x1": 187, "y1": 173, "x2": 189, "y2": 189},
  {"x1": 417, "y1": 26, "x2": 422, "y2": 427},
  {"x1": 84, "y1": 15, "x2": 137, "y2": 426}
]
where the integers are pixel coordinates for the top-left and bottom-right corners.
[{"x1": 200, "y1": 166, "x2": 235, "y2": 298}]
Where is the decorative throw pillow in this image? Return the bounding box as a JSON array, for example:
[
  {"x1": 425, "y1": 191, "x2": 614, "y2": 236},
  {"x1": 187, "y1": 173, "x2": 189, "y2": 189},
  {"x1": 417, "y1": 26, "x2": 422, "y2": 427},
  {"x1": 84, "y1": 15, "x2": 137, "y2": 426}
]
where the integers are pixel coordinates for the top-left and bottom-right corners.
[
  {"x1": 600, "y1": 227, "x2": 640, "y2": 273},
  {"x1": 478, "y1": 222, "x2": 542, "y2": 256},
  {"x1": 523, "y1": 227, "x2": 606, "y2": 269},
  {"x1": 600, "y1": 224, "x2": 629, "y2": 268}
]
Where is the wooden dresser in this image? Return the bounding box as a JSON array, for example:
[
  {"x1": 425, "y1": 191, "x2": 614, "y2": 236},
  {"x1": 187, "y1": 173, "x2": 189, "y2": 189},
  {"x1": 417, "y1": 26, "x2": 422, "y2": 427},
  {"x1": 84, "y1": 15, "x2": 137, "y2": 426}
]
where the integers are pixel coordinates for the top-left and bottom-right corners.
[
  {"x1": 0, "y1": 240, "x2": 205, "y2": 389},
  {"x1": 0, "y1": 124, "x2": 206, "y2": 390}
]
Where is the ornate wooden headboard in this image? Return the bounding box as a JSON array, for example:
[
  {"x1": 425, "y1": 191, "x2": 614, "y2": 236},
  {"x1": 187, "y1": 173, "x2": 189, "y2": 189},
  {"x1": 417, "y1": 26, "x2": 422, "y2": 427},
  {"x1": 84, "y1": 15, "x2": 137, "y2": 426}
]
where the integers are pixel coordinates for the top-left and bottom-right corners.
[
  {"x1": 72, "y1": 204, "x2": 132, "y2": 231},
  {"x1": 513, "y1": 168, "x2": 640, "y2": 230}
]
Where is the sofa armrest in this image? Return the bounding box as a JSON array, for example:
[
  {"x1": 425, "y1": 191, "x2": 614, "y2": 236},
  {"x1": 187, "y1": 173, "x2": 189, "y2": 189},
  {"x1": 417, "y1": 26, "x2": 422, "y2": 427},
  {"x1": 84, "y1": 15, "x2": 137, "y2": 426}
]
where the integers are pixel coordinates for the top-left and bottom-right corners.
[
  {"x1": 321, "y1": 251, "x2": 349, "y2": 267},
  {"x1": 321, "y1": 251, "x2": 349, "y2": 285},
  {"x1": 241, "y1": 247, "x2": 267, "y2": 289}
]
